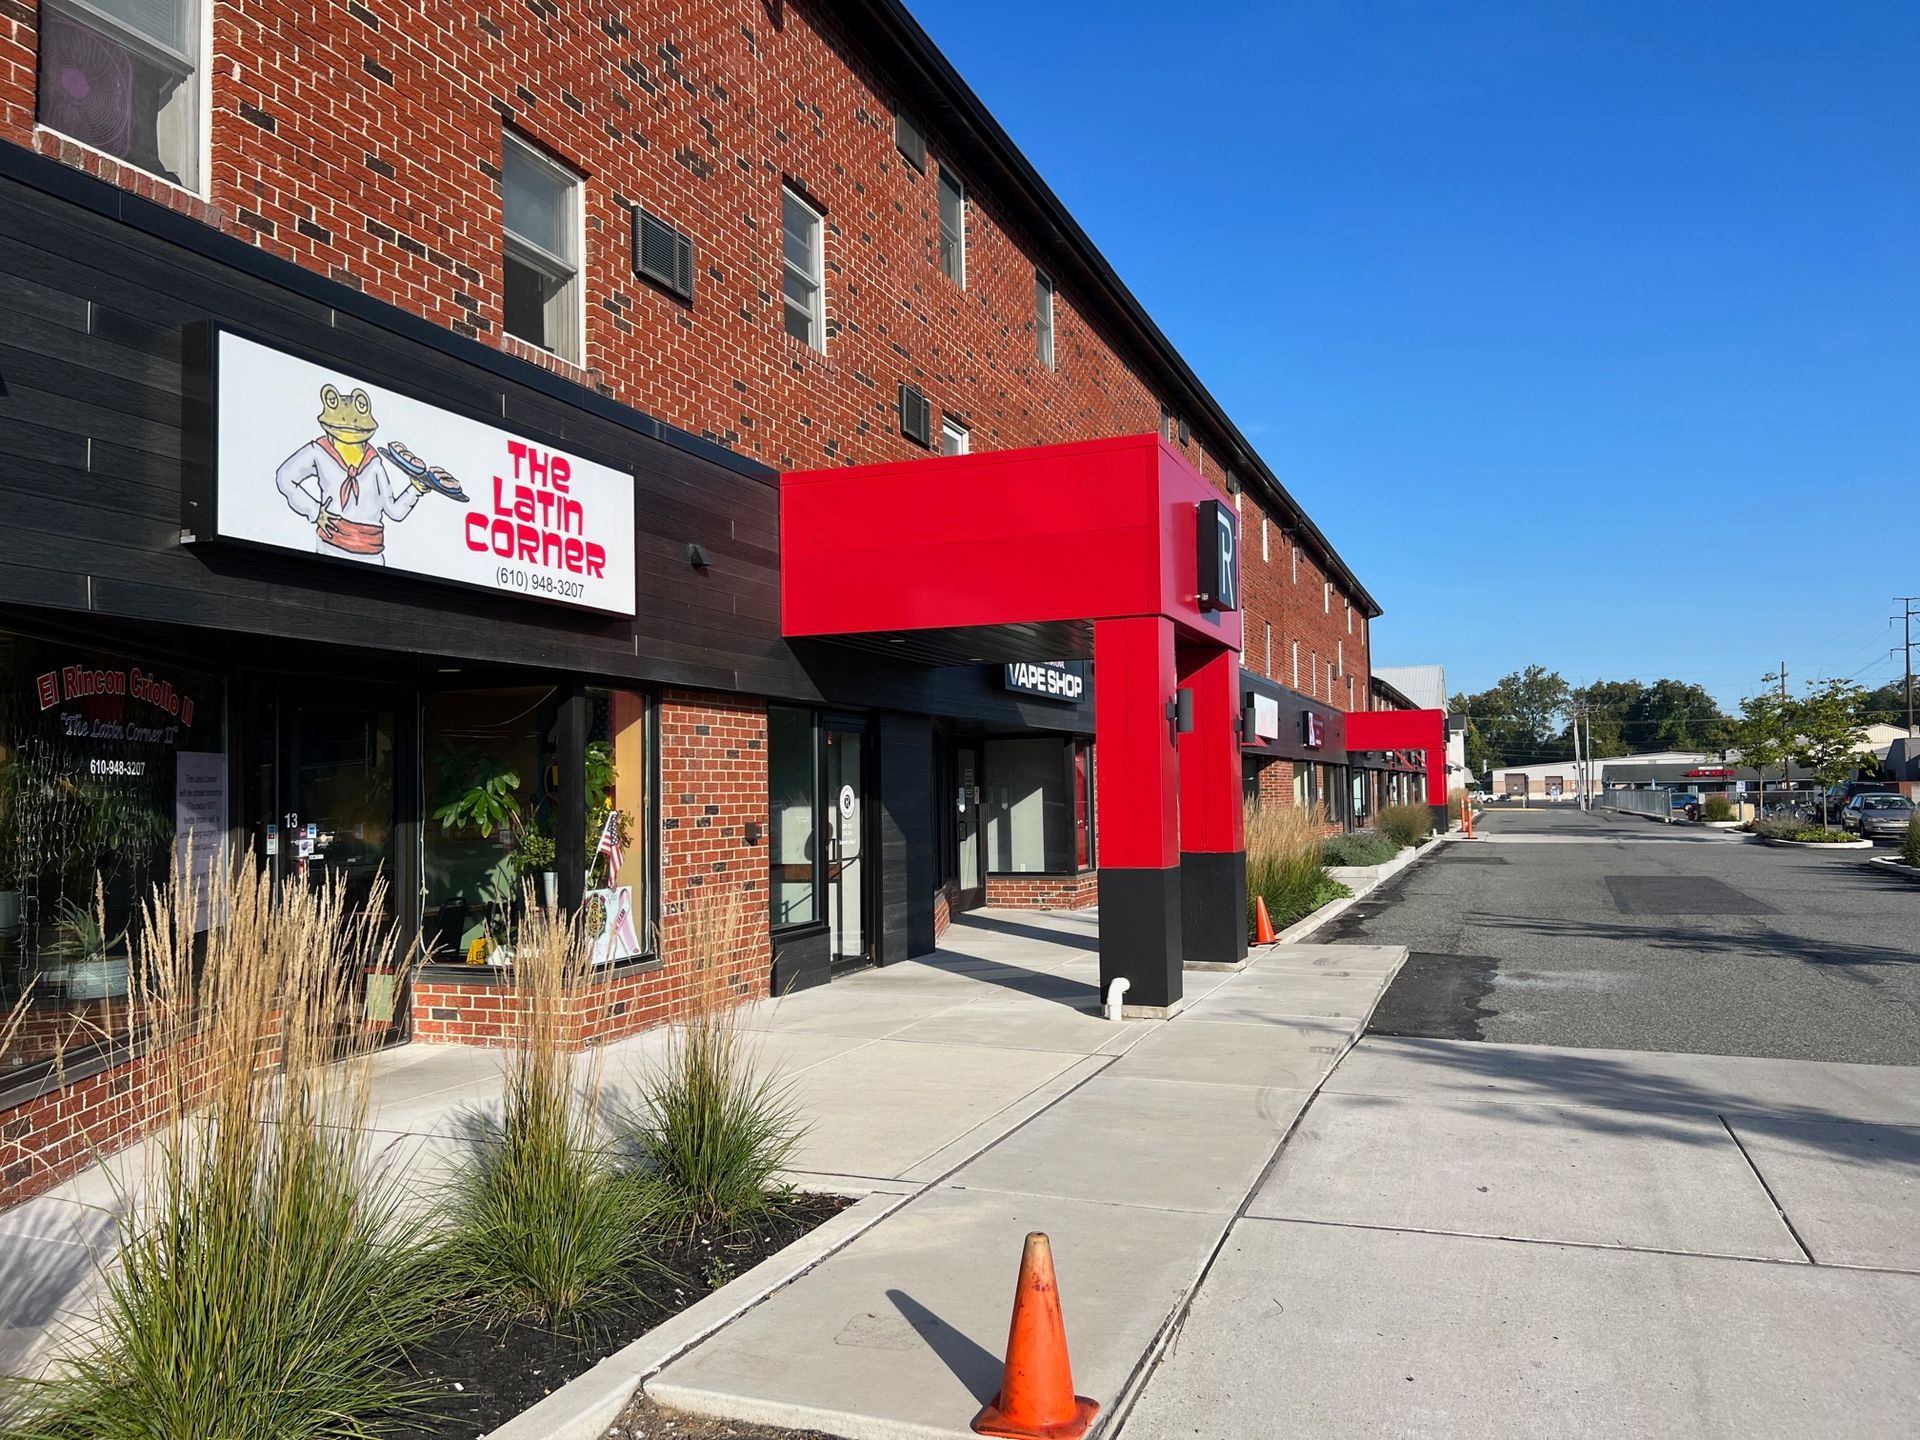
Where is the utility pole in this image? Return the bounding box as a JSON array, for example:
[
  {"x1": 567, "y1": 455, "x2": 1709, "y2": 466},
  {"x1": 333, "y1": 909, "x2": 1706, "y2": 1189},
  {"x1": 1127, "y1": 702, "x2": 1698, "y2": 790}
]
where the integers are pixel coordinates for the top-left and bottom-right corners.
[
  {"x1": 1896, "y1": 597, "x2": 1920, "y2": 738},
  {"x1": 1571, "y1": 701, "x2": 1584, "y2": 810}
]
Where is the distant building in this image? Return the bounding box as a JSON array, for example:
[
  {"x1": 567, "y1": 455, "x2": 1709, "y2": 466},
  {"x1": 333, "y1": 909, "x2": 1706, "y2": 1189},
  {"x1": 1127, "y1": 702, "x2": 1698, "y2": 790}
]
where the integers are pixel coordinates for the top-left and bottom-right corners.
[{"x1": 1373, "y1": 665, "x2": 1473, "y2": 796}]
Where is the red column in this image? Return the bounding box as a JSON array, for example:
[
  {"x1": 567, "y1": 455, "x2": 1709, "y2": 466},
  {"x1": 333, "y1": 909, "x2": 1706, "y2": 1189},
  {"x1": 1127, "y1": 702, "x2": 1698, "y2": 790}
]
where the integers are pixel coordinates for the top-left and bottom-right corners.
[
  {"x1": 1094, "y1": 615, "x2": 1182, "y2": 1011},
  {"x1": 1177, "y1": 645, "x2": 1247, "y2": 965}
]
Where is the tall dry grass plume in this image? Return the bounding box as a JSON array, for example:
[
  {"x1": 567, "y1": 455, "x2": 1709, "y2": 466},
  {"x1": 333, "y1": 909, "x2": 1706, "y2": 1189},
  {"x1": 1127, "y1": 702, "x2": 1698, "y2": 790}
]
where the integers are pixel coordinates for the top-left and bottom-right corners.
[
  {"x1": 1244, "y1": 800, "x2": 1348, "y2": 934},
  {"x1": 633, "y1": 887, "x2": 804, "y2": 1233},
  {"x1": 439, "y1": 886, "x2": 660, "y2": 1326},
  {"x1": 12, "y1": 847, "x2": 442, "y2": 1439}
]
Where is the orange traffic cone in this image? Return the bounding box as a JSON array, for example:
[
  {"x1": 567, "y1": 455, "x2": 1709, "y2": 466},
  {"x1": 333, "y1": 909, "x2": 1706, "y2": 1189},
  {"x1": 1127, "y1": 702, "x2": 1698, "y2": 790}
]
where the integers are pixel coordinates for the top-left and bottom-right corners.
[
  {"x1": 1253, "y1": 895, "x2": 1277, "y2": 945},
  {"x1": 972, "y1": 1233, "x2": 1099, "y2": 1440}
]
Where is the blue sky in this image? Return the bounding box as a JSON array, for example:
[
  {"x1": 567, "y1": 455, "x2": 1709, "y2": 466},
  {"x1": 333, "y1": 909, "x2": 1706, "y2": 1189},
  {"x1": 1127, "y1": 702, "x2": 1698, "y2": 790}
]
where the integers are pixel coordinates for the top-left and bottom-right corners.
[{"x1": 908, "y1": 0, "x2": 1919, "y2": 707}]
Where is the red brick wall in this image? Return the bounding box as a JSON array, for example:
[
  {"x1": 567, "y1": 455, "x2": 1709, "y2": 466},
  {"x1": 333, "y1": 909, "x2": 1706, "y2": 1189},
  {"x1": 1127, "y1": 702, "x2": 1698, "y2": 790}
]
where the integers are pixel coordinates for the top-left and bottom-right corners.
[
  {"x1": 1238, "y1": 508, "x2": 1370, "y2": 713},
  {"x1": 0, "y1": 1051, "x2": 146, "y2": 1209},
  {"x1": 983, "y1": 872, "x2": 1098, "y2": 911},
  {"x1": 0, "y1": 0, "x2": 1371, "y2": 661}
]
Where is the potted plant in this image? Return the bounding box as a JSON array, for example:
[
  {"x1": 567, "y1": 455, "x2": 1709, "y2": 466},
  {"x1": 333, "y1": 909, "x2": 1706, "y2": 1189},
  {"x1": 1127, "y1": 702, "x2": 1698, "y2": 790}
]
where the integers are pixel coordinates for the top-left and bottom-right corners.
[
  {"x1": 513, "y1": 828, "x2": 558, "y2": 907},
  {"x1": 42, "y1": 895, "x2": 129, "y2": 1000}
]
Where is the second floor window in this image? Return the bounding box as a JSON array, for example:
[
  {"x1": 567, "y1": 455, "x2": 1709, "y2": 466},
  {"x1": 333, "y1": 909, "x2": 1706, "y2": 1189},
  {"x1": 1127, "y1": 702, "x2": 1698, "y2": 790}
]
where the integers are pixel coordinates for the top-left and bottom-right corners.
[
  {"x1": 502, "y1": 135, "x2": 582, "y2": 361},
  {"x1": 938, "y1": 166, "x2": 966, "y2": 285},
  {"x1": 1035, "y1": 270, "x2": 1055, "y2": 367},
  {"x1": 940, "y1": 415, "x2": 970, "y2": 455},
  {"x1": 38, "y1": 0, "x2": 201, "y2": 190},
  {"x1": 782, "y1": 186, "x2": 826, "y2": 352}
]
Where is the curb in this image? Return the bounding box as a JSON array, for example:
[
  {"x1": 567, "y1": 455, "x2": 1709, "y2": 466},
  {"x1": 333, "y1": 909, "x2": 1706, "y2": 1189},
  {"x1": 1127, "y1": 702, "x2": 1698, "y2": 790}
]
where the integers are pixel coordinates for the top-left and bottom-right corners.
[
  {"x1": 1273, "y1": 835, "x2": 1443, "y2": 946},
  {"x1": 482, "y1": 1190, "x2": 913, "y2": 1440},
  {"x1": 1866, "y1": 856, "x2": 1920, "y2": 883},
  {"x1": 1756, "y1": 835, "x2": 1874, "y2": 851}
]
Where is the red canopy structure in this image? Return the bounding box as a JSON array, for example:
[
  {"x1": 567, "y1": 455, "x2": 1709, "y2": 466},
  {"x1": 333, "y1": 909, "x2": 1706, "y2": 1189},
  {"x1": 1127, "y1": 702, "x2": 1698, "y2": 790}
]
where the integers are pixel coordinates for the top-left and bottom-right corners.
[
  {"x1": 782, "y1": 434, "x2": 1244, "y2": 1013},
  {"x1": 1346, "y1": 707, "x2": 1451, "y2": 832}
]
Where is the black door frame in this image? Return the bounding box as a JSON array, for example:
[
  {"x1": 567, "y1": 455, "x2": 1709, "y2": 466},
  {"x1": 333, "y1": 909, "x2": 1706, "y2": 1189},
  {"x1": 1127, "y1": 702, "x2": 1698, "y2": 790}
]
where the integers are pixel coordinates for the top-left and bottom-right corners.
[{"x1": 823, "y1": 712, "x2": 875, "y2": 974}]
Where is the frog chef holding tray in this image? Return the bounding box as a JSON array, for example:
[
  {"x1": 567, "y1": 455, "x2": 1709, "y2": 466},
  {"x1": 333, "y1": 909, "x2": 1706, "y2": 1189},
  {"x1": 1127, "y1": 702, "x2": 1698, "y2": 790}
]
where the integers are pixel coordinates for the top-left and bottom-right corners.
[{"x1": 272, "y1": 383, "x2": 469, "y2": 563}]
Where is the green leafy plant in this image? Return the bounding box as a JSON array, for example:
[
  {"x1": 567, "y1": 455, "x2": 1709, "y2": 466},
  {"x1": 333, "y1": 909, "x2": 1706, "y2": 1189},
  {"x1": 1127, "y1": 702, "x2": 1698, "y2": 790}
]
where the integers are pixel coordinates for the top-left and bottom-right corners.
[
  {"x1": 438, "y1": 894, "x2": 664, "y2": 1325},
  {"x1": 629, "y1": 892, "x2": 806, "y2": 1233},
  {"x1": 431, "y1": 747, "x2": 524, "y2": 839},
  {"x1": 1377, "y1": 803, "x2": 1432, "y2": 849},
  {"x1": 512, "y1": 829, "x2": 557, "y2": 877},
  {"x1": 1903, "y1": 814, "x2": 1920, "y2": 868},
  {"x1": 1702, "y1": 795, "x2": 1735, "y2": 822},
  {"x1": 1322, "y1": 831, "x2": 1399, "y2": 867},
  {"x1": 1754, "y1": 817, "x2": 1855, "y2": 843},
  {"x1": 10, "y1": 859, "x2": 443, "y2": 1439},
  {"x1": 1246, "y1": 801, "x2": 1350, "y2": 935},
  {"x1": 43, "y1": 894, "x2": 125, "y2": 960}
]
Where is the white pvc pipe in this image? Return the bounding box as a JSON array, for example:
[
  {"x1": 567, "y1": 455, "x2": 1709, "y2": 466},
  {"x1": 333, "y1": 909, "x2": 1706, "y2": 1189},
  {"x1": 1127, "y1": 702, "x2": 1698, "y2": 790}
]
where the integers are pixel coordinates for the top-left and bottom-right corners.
[{"x1": 1105, "y1": 976, "x2": 1131, "y2": 1023}]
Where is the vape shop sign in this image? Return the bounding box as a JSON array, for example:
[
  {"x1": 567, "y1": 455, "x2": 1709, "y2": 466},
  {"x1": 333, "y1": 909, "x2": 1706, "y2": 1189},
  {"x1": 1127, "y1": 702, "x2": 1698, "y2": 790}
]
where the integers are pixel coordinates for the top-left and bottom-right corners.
[{"x1": 206, "y1": 331, "x2": 637, "y2": 615}]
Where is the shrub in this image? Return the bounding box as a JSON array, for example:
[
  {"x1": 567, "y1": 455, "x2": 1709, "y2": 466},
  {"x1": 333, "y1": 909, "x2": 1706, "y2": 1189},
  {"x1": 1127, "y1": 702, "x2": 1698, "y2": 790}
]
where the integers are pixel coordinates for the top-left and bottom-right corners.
[
  {"x1": 1702, "y1": 795, "x2": 1735, "y2": 822},
  {"x1": 1377, "y1": 803, "x2": 1432, "y2": 850},
  {"x1": 1322, "y1": 830, "x2": 1399, "y2": 867},
  {"x1": 1754, "y1": 816, "x2": 1854, "y2": 843},
  {"x1": 439, "y1": 892, "x2": 663, "y2": 1326},
  {"x1": 1904, "y1": 814, "x2": 1920, "y2": 868},
  {"x1": 14, "y1": 857, "x2": 443, "y2": 1440},
  {"x1": 630, "y1": 892, "x2": 806, "y2": 1234},
  {"x1": 1448, "y1": 788, "x2": 1468, "y2": 825},
  {"x1": 1246, "y1": 802, "x2": 1351, "y2": 935}
]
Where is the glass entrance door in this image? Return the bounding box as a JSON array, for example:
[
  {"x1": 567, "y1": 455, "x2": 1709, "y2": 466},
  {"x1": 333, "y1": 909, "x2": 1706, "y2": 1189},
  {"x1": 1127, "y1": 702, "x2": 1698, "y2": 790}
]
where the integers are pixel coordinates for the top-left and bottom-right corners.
[
  {"x1": 824, "y1": 722, "x2": 870, "y2": 970},
  {"x1": 954, "y1": 742, "x2": 983, "y2": 911},
  {"x1": 282, "y1": 703, "x2": 398, "y2": 920}
]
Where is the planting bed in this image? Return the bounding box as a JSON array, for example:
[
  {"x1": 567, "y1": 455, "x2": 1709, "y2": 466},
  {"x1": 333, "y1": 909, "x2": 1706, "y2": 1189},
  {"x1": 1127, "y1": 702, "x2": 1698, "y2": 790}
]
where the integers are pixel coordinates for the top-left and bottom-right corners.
[
  {"x1": 401, "y1": 1192, "x2": 850, "y2": 1438},
  {"x1": 614, "y1": 1395, "x2": 845, "y2": 1439}
]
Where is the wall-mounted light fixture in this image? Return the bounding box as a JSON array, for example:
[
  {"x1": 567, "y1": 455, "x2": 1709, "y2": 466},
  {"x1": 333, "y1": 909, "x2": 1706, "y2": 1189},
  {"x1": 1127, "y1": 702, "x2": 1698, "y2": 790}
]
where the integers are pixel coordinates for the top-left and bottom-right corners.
[
  {"x1": 1167, "y1": 687, "x2": 1195, "y2": 736},
  {"x1": 744, "y1": 820, "x2": 763, "y2": 845},
  {"x1": 688, "y1": 542, "x2": 711, "y2": 568},
  {"x1": 1240, "y1": 697, "x2": 1260, "y2": 745}
]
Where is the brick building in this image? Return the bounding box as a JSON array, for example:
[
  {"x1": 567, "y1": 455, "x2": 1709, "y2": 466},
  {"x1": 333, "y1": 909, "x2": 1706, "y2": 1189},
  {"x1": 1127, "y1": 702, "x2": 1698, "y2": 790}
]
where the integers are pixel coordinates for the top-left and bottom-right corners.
[{"x1": 0, "y1": 0, "x2": 1394, "y2": 1207}]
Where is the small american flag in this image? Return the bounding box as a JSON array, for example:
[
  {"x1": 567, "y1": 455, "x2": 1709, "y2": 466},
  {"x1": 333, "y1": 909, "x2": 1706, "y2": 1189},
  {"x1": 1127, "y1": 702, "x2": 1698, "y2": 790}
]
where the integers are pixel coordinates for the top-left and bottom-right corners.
[{"x1": 595, "y1": 810, "x2": 623, "y2": 880}]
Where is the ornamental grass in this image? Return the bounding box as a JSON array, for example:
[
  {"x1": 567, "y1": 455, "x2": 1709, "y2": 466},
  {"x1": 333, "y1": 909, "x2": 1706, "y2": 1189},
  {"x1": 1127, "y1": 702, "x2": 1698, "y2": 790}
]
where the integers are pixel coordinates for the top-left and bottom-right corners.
[
  {"x1": 9, "y1": 854, "x2": 443, "y2": 1440},
  {"x1": 628, "y1": 890, "x2": 805, "y2": 1235},
  {"x1": 1245, "y1": 800, "x2": 1349, "y2": 935},
  {"x1": 1377, "y1": 803, "x2": 1433, "y2": 849},
  {"x1": 436, "y1": 889, "x2": 665, "y2": 1327}
]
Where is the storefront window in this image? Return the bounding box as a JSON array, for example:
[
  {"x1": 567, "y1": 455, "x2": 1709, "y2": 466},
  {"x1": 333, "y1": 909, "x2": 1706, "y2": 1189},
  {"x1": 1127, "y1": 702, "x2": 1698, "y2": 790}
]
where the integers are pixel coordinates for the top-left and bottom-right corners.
[
  {"x1": 769, "y1": 706, "x2": 819, "y2": 928},
  {"x1": 1292, "y1": 763, "x2": 1310, "y2": 809},
  {"x1": 585, "y1": 688, "x2": 651, "y2": 964},
  {"x1": 1073, "y1": 742, "x2": 1093, "y2": 870},
  {"x1": 0, "y1": 633, "x2": 225, "y2": 1080},
  {"x1": 984, "y1": 738, "x2": 1074, "y2": 874},
  {"x1": 421, "y1": 688, "x2": 557, "y2": 961}
]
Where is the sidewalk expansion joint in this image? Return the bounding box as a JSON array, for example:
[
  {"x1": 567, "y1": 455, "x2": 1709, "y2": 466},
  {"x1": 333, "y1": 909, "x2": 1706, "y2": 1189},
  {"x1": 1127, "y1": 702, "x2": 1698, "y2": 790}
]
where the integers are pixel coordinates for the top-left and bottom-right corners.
[{"x1": 1718, "y1": 1112, "x2": 1818, "y2": 1264}]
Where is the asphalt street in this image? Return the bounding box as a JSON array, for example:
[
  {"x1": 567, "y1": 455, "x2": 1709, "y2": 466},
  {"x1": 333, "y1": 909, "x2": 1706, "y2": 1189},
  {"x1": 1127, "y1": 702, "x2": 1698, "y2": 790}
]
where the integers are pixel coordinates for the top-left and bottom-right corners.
[{"x1": 1335, "y1": 805, "x2": 1920, "y2": 1063}]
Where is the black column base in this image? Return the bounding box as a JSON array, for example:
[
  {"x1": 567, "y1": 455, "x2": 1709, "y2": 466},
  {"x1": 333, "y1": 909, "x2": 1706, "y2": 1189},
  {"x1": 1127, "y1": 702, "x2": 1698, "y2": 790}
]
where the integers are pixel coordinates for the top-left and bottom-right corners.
[
  {"x1": 1181, "y1": 850, "x2": 1248, "y2": 966},
  {"x1": 1097, "y1": 866, "x2": 1182, "y2": 1011},
  {"x1": 1429, "y1": 803, "x2": 1450, "y2": 835}
]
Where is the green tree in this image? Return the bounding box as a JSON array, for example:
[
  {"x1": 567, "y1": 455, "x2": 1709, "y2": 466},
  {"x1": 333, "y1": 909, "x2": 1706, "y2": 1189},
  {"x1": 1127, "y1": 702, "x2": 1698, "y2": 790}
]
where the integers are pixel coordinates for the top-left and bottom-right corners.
[
  {"x1": 1858, "y1": 681, "x2": 1911, "y2": 727},
  {"x1": 1451, "y1": 666, "x2": 1572, "y2": 772},
  {"x1": 1793, "y1": 679, "x2": 1874, "y2": 827},
  {"x1": 1732, "y1": 686, "x2": 1794, "y2": 801},
  {"x1": 1569, "y1": 679, "x2": 1643, "y2": 758}
]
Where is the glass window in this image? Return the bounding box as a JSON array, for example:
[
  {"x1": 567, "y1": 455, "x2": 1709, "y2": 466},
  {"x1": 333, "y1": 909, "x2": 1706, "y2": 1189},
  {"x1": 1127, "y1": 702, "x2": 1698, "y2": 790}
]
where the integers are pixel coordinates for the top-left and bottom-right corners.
[
  {"x1": 38, "y1": 0, "x2": 201, "y2": 190},
  {"x1": 782, "y1": 187, "x2": 825, "y2": 351},
  {"x1": 769, "y1": 705, "x2": 819, "y2": 927},
  {"x1": 1292, "y1": 763, "x2": 1309, "y2": 809},
  {"x1": 584, "y1": 688, "x2": 651, "y2": 964},
  {"x1": 0, "y1": 631, "x2": 225, "y2": 1079},
  {"x1": 421, "y1": 687, "x2": 558, "y2": 962},
  {"x1": 938, "y1": 166, "x2": 965, "y2": 285},
  {"x1": 984, "y1": 738, "x2": 1072, "y2": 874},
  {"x1": 1035, "y1": 270, "x2": 1054, "y2": 367},
  {"x1": 502, "y1": 135, "x2": 582, "y2": 360},
  {"x1": 1073, "y1": 742, "x2": 1093, "y2": 870},
  {"x1": 940, "y1": 415, "x2": 969, "y2": 456}
]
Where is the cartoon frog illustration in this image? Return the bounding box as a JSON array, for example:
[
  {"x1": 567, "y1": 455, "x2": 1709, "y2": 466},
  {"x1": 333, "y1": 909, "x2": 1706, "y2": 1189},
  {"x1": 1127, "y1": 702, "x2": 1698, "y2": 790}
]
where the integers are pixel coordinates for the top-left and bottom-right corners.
[{"x1": 273, "y1": 384, "x2": 468, "y2": 563}]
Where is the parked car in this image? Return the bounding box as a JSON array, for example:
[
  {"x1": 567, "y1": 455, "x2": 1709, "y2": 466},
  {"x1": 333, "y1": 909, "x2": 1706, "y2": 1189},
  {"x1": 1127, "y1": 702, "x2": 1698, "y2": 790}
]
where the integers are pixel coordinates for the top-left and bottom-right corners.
[
  {"x1": 1822, "y1": 781, "x2": 1897, "y2": 820},
  {"x1": 1841, "y1": 793, "x2": 1915, "y2": 839},
  {"x1": 1668, "y1": 790, "x2": 1701, "y2": 811}
]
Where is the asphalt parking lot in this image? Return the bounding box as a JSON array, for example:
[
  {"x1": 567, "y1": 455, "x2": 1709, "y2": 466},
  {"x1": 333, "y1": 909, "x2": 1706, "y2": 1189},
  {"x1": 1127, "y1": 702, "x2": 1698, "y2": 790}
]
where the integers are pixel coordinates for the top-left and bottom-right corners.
[{"x1": 1333, "y1": 805, "x2": 1920, "y2": 1064}]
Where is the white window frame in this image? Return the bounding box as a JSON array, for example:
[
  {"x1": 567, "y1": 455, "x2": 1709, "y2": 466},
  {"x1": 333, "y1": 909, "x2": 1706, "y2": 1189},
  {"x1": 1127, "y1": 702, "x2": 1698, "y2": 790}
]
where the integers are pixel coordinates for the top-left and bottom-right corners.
[
  {"x1": 1337, "y1": 640, "x2": 1344, "y2": 677},
  {"x1": 1265, "y1": 622, "x2": 1273, "y2": 678},
  {"x1": 38, "y1": 0, "x2": 209, "y2": 196},
  {"x1": 501, "y1": 133, "x2": 585, "y2": 363},
  {"x1": 1261, "y1": 515, "x2": 1269, "y2": 564},
  {"x1": 1323, "y1": 580, "x2": 1331, "y2": 614},
  {"x1": 940, "y1": 414, "x2": 970, "y2": 456},
  {"x1": 1311, "y1": 652, "x2": 1318, "y2": 699},
  {"x1": 1291, "y1": 544, "x2": 1300, "y2": 583},
  {"x1": 938, "y1": 165, "x2": 966, "y2": 287},
  {"x1": 1291, "y1": 641, "x2": 1300, "y2": 689},
  {"x1": 781, "y1": 185, "x2": 827, "y2": 353},
  {"x1": 1035, "y1": 269, "x2": 1055, "y2": 368},
  {"x1": 1346, "y1": 598, "x2": 1353, "y2": 634}
]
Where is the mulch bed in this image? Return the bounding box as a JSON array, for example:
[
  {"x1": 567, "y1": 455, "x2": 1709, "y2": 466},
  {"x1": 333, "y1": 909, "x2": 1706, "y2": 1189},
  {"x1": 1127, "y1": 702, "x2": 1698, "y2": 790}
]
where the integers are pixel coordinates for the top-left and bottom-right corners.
[
  {"x1": 611, "y1": 1395, "x2": 848, "y2": 1440},
  {"x1": 397, "y1": 1191, "x2": 852, "y2": 1438}
]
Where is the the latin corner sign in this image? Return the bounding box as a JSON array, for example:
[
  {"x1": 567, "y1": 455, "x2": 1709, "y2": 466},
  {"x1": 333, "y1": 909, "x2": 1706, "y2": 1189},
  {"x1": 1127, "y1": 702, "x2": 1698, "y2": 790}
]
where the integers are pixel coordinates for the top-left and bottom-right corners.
[
  {"x1": 1197, "y1": 499, "x2": 1239, "y2": 613},
  {"x1": 202, "y1": 330, "x2": 637, "y2": 616}
]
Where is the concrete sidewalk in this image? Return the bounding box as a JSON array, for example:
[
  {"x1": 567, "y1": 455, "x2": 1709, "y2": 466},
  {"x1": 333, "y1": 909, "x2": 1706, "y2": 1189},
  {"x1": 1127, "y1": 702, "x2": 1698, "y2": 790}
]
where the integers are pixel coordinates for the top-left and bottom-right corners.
[
  {"x1": 646, "y1": 925, "x2": 1407, "y2": 1439},
  {"x1": 0, "y1": 908, "x2": 1405, "y2": 1409},
  {"x1": 1121, "y1": 1037, "x2": 1920, "y2": 1439}
]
